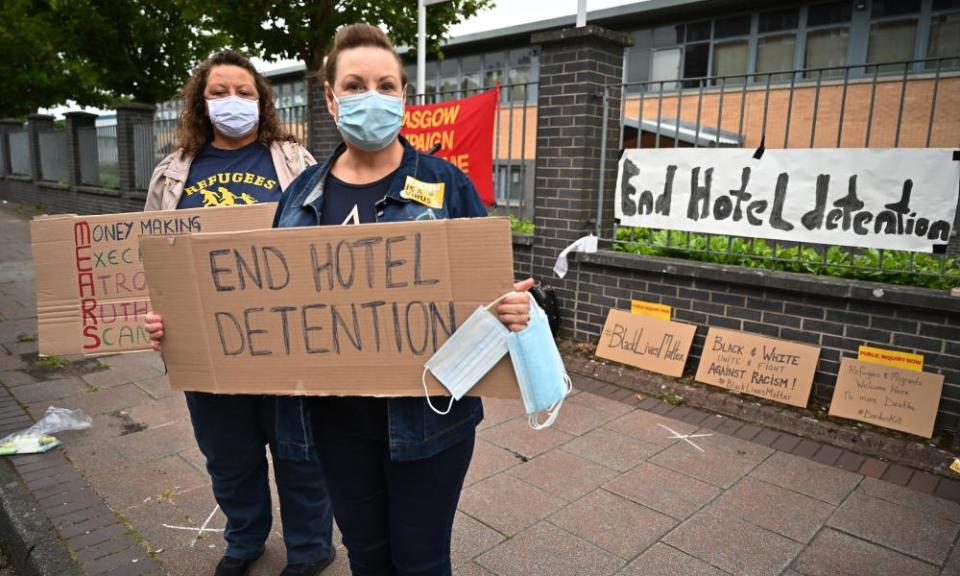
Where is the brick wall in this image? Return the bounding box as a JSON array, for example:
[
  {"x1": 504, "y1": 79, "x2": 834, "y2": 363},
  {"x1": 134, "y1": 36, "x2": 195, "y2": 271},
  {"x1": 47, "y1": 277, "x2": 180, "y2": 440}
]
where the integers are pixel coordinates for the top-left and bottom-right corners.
[{"x1": 0, "y1": 179, "x2": 143, "y2": 214}]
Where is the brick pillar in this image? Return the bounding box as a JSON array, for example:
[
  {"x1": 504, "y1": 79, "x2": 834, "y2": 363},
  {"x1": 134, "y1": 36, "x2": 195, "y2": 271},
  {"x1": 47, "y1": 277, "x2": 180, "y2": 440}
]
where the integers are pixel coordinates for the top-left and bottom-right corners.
[
  {"x1": 0, "y1": 119, "x2": 23, "y2": 176},
  {"x1": 26, "y1": 113, "x2": 55, "y2": 182},
  {"x1": 307, "y1": 70, "x2": 342, "y2": 159},
  {"x1": 64, "y1": 112, "x2": 97, "y2": 186},
  {"x1": 530, "y1": 26, "x2": 631, "y2": 339},
  {"x1": 115, "y1": 103, "x2": 155, "y2": 196}
]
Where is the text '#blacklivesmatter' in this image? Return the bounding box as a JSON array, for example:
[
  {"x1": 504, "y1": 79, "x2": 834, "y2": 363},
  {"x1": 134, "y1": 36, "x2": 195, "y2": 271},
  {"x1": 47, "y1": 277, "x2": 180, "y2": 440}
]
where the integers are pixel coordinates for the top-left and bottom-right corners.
[
  {"x1": 206, "y1": 232, "x2": 462, "y2": 358},
  {"x1": 619, "y1": 159, "x2": 952, "y2": 242}
]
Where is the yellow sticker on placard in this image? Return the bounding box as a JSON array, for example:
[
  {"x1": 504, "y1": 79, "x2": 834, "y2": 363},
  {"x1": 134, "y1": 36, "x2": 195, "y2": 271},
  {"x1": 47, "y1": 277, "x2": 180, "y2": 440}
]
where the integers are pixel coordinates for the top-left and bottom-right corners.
[
  {"x1": 951, "y1": 458, "x2": 960, "y2": 475},
  {"x1": 630, "y1": 299, "x2": 671, "y2": 321},
  {"x1": 401, "y1": 176, "x2": 445, "y2": 209},
  {"x1": 858, "y1": 345, "x2": 924, "y2": 372}
]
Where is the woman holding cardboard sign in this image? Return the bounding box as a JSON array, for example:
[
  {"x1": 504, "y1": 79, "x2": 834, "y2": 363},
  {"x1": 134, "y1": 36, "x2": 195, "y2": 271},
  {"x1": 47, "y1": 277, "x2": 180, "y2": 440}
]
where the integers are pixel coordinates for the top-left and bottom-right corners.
[
  {"x1": 147, "y1": 25, "x2": 533, "y2": 576},
  {"x1": 274, "y1": 24, "x2": 533, "y2": 576},
  {"x1": 143, "y1": 50, "x2": 336, "y2": 576}
]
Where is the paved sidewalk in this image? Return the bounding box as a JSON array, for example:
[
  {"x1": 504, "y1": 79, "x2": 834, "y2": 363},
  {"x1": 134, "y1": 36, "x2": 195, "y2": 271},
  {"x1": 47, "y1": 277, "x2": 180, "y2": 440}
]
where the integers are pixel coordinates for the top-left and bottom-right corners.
[{"x1": 1, "y1": 204, "x2": 959, "y2": 576}]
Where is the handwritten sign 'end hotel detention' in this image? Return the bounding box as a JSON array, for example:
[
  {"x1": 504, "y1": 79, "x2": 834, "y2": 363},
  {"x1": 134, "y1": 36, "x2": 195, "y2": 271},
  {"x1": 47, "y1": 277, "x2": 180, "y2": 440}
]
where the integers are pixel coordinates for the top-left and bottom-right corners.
[
  {"x1": 595, "y1": 309, "x2": 696, "y2": 378},
  {"x1": 615, "y1": 148, "x2": 960, "y2": 253},
  {"x1": 695, "y1": 328, "x2": 820, "y2": 408},
  {"x1": 829, "y1": 357, "x2": 944, "y2": 438},
  {"x1": 140, "y1": 217, "x2": 521, "y2": 399}
]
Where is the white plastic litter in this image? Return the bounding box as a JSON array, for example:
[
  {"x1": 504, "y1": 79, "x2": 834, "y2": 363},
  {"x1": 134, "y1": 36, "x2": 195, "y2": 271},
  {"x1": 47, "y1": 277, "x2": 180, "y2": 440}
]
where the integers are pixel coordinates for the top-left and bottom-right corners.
[
  {"x1": 0, "y1": 407, "x2": 93, "y2": 456},
  {"x1": 553, "y1": 235, "x2": 598, "y2": 278}
]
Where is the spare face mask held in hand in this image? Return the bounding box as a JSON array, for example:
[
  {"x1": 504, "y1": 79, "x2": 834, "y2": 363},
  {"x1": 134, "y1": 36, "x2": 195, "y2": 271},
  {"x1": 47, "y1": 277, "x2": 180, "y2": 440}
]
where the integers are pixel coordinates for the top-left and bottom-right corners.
[
  {"x1": 422, "y1": 291, "x2": 572, "y2": 429},
  {"x1": 206, "y1": 95, "x2": 259, "y2": 138},
  {"x1": 333, "y1": 89, "x2": 405, "y2": 151}
]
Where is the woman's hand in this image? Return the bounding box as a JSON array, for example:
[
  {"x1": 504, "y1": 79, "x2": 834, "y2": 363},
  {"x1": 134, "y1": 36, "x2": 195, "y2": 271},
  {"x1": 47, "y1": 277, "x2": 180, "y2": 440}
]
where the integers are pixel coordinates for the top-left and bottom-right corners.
[
  {"x1": 495, "y1": 278, "x2": 536, "y2": 332},
  {"x1": 144, "y1": 312, "x2": 165, "y2": 352}
]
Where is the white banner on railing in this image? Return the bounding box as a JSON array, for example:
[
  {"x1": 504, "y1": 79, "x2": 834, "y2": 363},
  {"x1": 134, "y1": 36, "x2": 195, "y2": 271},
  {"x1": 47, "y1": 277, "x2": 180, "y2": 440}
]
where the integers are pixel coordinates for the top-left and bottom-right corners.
[{"x1": 615, "y1": 148, "x2": 959, "y2": 253}]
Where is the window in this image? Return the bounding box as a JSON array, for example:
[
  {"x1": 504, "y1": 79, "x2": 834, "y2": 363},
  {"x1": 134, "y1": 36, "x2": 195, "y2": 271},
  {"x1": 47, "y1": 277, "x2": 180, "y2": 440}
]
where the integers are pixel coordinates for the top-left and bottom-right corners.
[
  {"x1": 872, "y1": 0, "x2": 922, "y2": 18},
  {"x1": 461, "y1": 56, "x2": 481, "y2": 94},
  {"x1": 808, "y1": 1, "x2": 853, "y2": 26},
  {"x1": 507, "y1": 49, "x2": 535, "y2": 102},
  {"x1": 934, "y1": 0, "x2": 960, "y2": 10},
  {"x1": 713, "y1": 40, "x2": 748, "y2": 79},
  {"x1": 756, "y1": 34, "x2": 796, "y2": 81},
  {"x1": 868, "y1": 19, "x2": 918, "y2": 72},
  {"x1": 686, "y1": 21, "x2": 711, "y2": 42},
  {"x1": 683, "y1": 43, "x2": 709, "y2": 86},
  {"x1": 928, "y1": 13, "x2": 960, "y2": 68},
  {"x1": 625, "y1": 47, "x2": 652, "y2": 92},
  {"x1": 806, "y1": 28, "x2": 850, "y2": 77},
  {"x1": 714, "y1": 15, "x2": 751, "y2": 38},
  {"x1": 483, "y1": 52, "x2": 504, "y2": 90},
  {"x1": 759, "y1": 8, "x2": 799, "y2": 33},
  {"x1": 496, "y1": 165, "x2": 523, "y2": 205},
  {"x1": 650, "y1": 48, "x2": 681, "y2": 90}
]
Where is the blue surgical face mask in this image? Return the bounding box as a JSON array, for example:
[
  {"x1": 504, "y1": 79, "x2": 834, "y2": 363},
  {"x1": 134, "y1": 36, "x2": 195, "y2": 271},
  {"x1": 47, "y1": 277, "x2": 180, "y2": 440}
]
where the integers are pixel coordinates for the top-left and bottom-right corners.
[
  {"x1": 333, "y1": 90, "x2": 404, "y2": 151},
  {"x1": 422, "y1": 305, "x2": 510, "y2": 415},
  {"x1": 206, "y1": 95, "x2": 259, "y2": 138},
  {"x1": 506, "y1": 294, "x2": 572, "y2": 429}
]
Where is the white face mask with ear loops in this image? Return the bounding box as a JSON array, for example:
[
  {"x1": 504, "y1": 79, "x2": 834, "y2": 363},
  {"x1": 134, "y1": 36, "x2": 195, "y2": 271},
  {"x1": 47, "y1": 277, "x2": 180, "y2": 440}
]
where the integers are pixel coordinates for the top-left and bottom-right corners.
[{"x1": 207, "y1": 95, "x2": 259, "y2": 138}]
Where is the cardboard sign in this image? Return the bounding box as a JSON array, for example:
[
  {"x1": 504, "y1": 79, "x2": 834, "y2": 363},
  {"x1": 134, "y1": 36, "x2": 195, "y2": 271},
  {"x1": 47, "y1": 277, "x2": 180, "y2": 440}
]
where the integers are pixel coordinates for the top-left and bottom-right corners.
[
  {"x1": 829, "y1": 357, "x2": 944, "y2": 438},
  {"x1": 594, "y1": 309, "x2": 696, "y2": 378},
  {"x1": 630, "y1": 299, "x2": 671, "y2": 320},
  {"x1": 695, "y1": 328, "x2": 820, "y2": 408},
  {"x1": 31, "y1": 204, "x2": 275, "y2": 357},
  {"x1": 858, "y1": 345, "x2": 923, "y2": 372},
  {"x1": 401, "y1": 87, "x2": 499, "y2": 205},
  {"x1": 140, "y1": 217, "x2": 521, "y2": 398}
]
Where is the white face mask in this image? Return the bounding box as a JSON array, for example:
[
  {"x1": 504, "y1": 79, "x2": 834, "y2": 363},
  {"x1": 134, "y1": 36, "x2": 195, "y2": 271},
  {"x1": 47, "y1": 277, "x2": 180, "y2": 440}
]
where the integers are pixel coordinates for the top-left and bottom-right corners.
[
  {"x1": 421, "y1": 305, "x2": 510, "y2": 415},
  {"x1": 206, "y1": 95, "x2": 259, "y2": 138}
]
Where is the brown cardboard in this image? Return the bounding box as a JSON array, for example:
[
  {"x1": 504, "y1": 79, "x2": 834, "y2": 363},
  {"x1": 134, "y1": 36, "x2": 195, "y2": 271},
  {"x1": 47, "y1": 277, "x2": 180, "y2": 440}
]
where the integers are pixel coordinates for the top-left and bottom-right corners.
[
  {"x1": 594, "y1": 309, "x2": 695, "y2": 378},
  {"x1": 695, "y1": 328, "x2": 820, "y2": 408},
  {"x1": 139, "y1": 217, "x2": 521, "y2": 399},
  {"x1": 31, "y1": 204, "x2": 275, "y2": 357},
  {"x1": 829, "y1": 357, "x2": 944, "y2": 438}
]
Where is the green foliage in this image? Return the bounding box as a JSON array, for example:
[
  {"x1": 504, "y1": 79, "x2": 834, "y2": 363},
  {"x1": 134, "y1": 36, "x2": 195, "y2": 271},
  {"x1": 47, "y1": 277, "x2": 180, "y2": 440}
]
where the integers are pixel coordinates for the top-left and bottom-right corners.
[
  {"x1": 614, "y1": 227, "x2": 960, "y2": 290},
  {"x1": 0, "y1": 0, "x2": 227, "y2": 115},
  {"x1": 34, "y1": 356, "x2": 69, "y2": 369},
  {"x1": 203, "y1": 0, "x2": 495, "y2": 70},
  {"x1": 15, "y1": 333, "x2": 37, "y2": 343},
  {"x1": 509, "y1": 214, "x2": 535, "y2": 235}
]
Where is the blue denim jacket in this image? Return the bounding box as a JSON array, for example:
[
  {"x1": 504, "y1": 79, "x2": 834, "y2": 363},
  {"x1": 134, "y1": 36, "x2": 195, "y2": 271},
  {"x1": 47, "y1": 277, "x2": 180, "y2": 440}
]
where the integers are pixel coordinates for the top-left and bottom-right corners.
[{"x1": 273, "y1": 137, "x2": 487, "y2": 462}]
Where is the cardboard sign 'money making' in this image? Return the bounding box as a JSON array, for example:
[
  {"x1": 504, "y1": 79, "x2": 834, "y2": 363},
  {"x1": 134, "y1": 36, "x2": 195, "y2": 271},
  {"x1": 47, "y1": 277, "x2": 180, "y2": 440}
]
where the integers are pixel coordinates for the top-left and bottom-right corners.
[
  {"x1": 595, "y1": 309, "x2": 696, "y2": 377},
  {"x1": 695, "y1": 328, "x2": 820, "y2": 408},
  {"x1": 31, "y1": 204, "x2": 275, "y2": 357},
  {"x1": 139, "y1": 217, "x2": 521, "y2": 398},
  {"x1": 829, "y1": 357, "x2": 944, "y2": 438}
]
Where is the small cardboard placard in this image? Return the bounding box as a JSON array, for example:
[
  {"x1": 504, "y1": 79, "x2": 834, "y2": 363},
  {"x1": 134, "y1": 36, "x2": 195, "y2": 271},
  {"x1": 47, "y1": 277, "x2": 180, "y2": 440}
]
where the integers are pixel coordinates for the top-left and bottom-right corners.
[
  {"x1": 829, "y1": 357, "x2": 944, "y2": 438},
  {"x1": 630, "y1": 299, "x2": 672, "y2": 320},
  {"x1": 858, "y1": 345, "x2": 923, "y2": 372},
  {"x1": 594, "y1": 308, "x2": 696, "y2": 377},
  {"x1": 140, "y1": 217, "x2": 521, "y2": 398},
  {"x1": 31, "y1": 204, "x2": 275, "y2": 357},
  {"x1": 695, "y1": 328, "x2": 820, "y2": 408}
]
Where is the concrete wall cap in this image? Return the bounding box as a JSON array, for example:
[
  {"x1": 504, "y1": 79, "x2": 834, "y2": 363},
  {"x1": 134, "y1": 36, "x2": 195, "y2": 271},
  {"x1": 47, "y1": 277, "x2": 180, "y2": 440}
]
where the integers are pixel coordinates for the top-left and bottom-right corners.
[{"x1": 532, "y1": 25, "x2": 633, "y2": 48}]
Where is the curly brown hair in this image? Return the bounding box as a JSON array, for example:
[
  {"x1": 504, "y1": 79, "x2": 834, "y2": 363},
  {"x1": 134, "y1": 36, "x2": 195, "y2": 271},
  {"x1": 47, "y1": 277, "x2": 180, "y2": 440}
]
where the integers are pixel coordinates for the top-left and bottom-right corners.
[{"x1": 175, "y1": 50, "x2": 294, "y2": 158}]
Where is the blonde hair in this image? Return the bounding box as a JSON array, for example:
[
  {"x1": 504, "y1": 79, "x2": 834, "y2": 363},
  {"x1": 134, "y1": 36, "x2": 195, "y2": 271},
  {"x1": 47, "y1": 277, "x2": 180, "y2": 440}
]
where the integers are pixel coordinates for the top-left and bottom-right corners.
[{"x1": 323, "y1": 23, "x2": 408, "y2": 87}]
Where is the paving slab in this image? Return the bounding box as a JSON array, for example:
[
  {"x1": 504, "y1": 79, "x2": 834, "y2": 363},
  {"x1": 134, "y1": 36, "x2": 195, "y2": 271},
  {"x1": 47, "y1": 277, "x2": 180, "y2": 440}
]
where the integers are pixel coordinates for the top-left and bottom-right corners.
[
  {"x1": 450, "y1": 511, "x2": 505, "y2": 568},
  {"x1": 479, "y1": 416, "x2": 574, "y2": 459},
  {"x1": 549, "y1": 488, "x2": 677, "y2": 561},
  {"x1": 604, "y1": 410, "x2": 700, "y2": 449},
  {"x1": 749, "y1": 450, "x2": 862, "y2": 505},
  {"x1": 827, "y1": 489, "x2": 958, "y2": 565},
  {"x1": 664, "y1": 506, "x2": 803, "y2": 576},
  {"x1": 550, "y1": 400, "x2": 619, "y2": 436},
  {"x1": 561, "y1": 426, "x2": 661, "y2": 472},
  {"x1": 649, "y1": 428, "x2": 773, "y2": 489},
  {"x1": 604, "y1": 462, "x2": 722, "y2": 521},
  {"x1": 476, "y1": 521, "x2": 625, "y2": 576},
  {"x1": 791, "y1": 528, "x2": 940, "y2": 576},
  {"x1": 565, "y1": 389, "x2": 633, "y2": 418},
  {"x1": 619, "y1": 543, "x2": 730, "y2": 576},
  {"x1": 507, "y1": 449, "x2": 619, "y2": 502},
  {"x1": 458, "y1": 473, "x2": 566, "y2": 536},
  {"x1": 857, "y1": 476, "x2": 960, "y2": 522},
  {"x1": 464, "y1": 437, "x2": 524, "y2": 487},
  {"x1": 705, "y1": 476, "x2": 834, "y2": 543}
]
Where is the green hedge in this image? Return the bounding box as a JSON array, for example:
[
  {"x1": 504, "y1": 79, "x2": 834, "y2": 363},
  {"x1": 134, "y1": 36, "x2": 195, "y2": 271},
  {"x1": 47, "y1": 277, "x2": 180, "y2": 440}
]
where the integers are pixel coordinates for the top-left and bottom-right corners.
[{"x1": 613, "y1": 227, "x2": 960, "y2": 290}]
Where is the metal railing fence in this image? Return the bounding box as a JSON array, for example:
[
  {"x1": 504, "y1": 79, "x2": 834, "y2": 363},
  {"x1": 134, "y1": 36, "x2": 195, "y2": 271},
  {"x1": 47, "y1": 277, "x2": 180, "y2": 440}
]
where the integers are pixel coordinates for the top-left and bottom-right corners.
[
  {"x1": 8, "y1": 130, "x2": 30, "y2": 176},
  {"x1": 37, "y1": 130, "x2": 67, "y2": 183},
  {"x1": 601, "y1": 56, "x2": 960, "y2": 288}
]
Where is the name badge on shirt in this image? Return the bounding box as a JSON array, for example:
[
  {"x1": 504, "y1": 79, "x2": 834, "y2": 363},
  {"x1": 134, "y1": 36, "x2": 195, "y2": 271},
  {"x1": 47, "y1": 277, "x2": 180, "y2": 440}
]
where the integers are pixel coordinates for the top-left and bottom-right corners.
[{"x1": 401, "y1": 176, "x2": 445, "y2": 209}]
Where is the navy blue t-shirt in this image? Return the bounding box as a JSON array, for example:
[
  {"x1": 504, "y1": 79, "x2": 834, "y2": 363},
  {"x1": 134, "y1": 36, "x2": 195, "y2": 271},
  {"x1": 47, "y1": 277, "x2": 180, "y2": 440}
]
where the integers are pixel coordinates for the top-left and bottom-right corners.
[
  {"x1": 178, "y1": 141, "x2": 280, "y2": 209},
  {"x1": 320, "y1": 170, "x2": 397, "y2": 225}
]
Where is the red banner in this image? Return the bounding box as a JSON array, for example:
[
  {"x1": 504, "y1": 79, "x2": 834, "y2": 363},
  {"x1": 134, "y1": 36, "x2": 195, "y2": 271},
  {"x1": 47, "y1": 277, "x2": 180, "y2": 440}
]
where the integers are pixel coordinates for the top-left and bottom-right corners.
[{"x1": 401, "y1": 87, "x2": 499, "y2": 205}]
